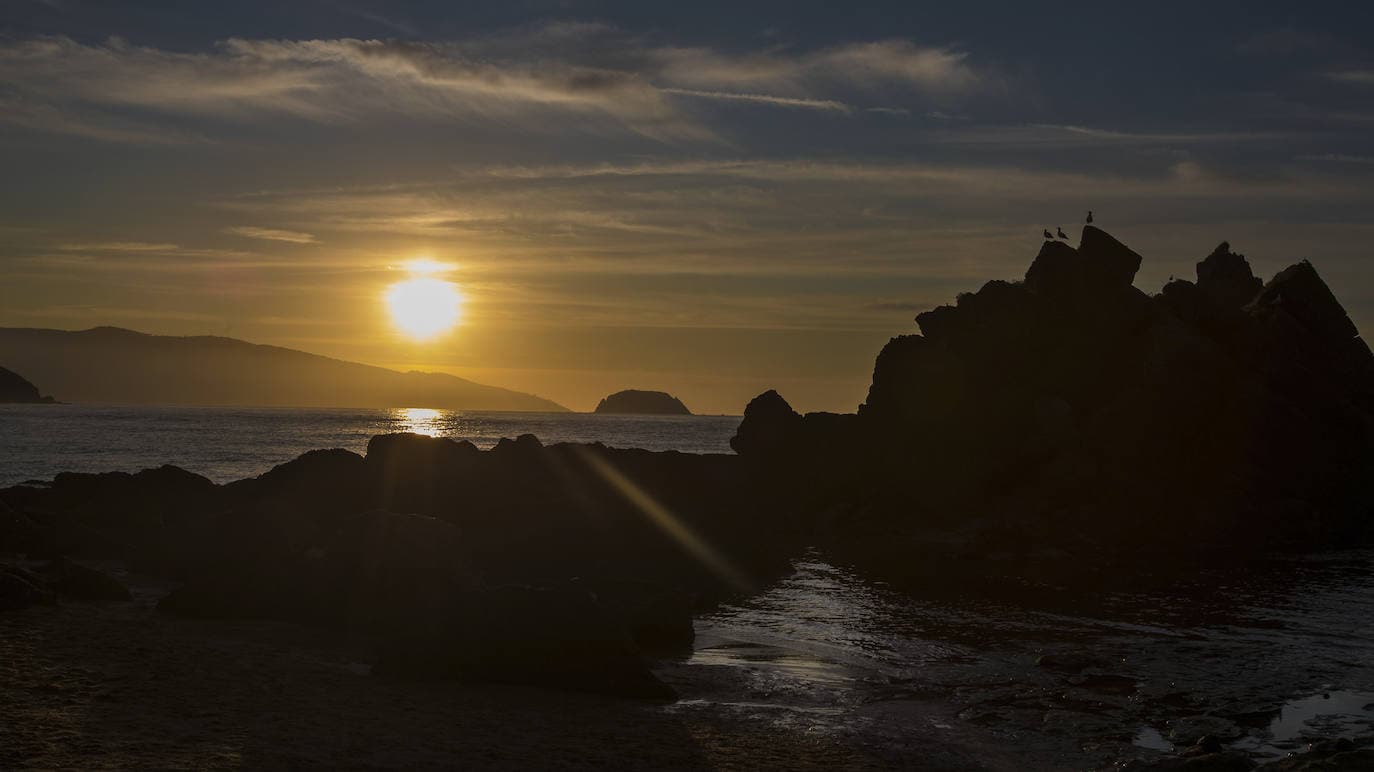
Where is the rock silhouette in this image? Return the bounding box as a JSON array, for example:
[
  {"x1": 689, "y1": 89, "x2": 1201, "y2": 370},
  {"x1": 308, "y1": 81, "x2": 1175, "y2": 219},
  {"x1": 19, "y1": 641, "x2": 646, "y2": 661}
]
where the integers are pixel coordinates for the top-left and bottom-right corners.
[
  {"x1": 594, "y1": 389, "x2": 691, "y2": 415},
  {"x1": 0, "y1": 366, "x2": 55, "y2": 403},
  {"x1": 736, "y1": 226, "x2": 1374, "y2": 586}
]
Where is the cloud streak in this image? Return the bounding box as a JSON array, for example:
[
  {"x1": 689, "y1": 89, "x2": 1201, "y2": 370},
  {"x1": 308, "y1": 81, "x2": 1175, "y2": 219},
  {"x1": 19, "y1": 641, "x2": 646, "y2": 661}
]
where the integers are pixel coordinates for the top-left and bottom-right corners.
[
  {"x1": 0, "y1": 28, "x2": 986, "y2": 143},
  {"x1": 225, "y1": 226, "x2": 319, "y2": 243}
]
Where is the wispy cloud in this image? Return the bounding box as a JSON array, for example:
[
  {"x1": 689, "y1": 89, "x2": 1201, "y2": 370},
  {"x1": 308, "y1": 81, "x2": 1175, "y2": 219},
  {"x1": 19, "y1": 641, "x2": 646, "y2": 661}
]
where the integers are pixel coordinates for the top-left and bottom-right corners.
[
  {"x1": 57, "y1": 241, "x2": 181, "y2": 252},
  {"x1": 225, "y1": 225, "x2": 318, "y2": 243},
  {"x1": 0, "y1": 28, "x2": 986, "y2": 143},
  {"x1": 651, "y1": 40, "x2": 979, "y2": 93},
  {"x1": 1328, "y1": 70, "x2": 1374, "y2": 85},
  {"x1": 661, "y1": 87, "x2": 852, "y2": 113},
  {"x1": 1296, "y1": 153, "x2": 1374, "y2": 165}
]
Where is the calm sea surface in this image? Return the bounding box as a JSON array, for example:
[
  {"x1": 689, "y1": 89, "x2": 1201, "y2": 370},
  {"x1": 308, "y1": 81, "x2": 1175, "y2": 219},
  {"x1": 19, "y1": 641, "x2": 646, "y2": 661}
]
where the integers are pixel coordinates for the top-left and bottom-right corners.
[{"x1": 0, "y1": 404, "x2": 739, "y2": 486}]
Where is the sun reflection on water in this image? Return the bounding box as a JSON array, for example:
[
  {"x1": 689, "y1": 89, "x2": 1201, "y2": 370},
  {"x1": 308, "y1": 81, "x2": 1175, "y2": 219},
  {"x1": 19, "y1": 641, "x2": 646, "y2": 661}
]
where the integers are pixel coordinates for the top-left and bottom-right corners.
[{"x1": 394, "y1": 407, "x2": 446, "y2": 437}]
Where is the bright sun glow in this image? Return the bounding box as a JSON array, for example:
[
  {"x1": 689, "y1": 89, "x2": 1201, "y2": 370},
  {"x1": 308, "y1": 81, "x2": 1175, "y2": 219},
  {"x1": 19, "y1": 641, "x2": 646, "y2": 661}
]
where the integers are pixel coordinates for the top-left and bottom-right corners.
[
  {"x1": 386, "y1": 272, "x2": 462, "y2": 340},
  {"x1": 403, "y1": 258, "x2": 452, "y2": 275}
]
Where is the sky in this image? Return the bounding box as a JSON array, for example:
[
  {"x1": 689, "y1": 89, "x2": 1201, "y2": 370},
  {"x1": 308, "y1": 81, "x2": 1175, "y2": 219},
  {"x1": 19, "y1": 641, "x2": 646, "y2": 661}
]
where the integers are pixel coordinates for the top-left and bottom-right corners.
[{"x1": 2, "y1": 1, "x2": 1373, "y2": 414}]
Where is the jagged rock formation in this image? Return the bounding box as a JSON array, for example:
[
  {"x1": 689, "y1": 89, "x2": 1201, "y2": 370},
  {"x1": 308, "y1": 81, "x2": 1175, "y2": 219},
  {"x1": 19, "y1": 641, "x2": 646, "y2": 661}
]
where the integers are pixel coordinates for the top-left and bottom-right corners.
[
  {"x1": 0, "y1": 366, "x2": 55, "y2": 403},
  {"x1": 734, "y1": 227, "x2": 1374, "y2": 585},
  {"x1": 594, "y1": 390, "x2": 691, "y2": 415}
]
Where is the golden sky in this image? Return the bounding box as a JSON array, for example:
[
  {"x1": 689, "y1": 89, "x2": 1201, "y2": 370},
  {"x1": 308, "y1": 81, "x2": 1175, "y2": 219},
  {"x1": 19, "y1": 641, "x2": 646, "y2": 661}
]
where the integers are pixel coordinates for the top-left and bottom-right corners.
[{"x1": 3, "y1": 5, "x2": 1373, "y2": 413}]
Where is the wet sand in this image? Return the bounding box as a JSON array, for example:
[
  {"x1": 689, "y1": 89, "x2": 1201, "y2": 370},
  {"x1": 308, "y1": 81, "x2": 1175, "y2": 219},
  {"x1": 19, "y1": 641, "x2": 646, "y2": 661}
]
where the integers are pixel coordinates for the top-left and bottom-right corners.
[{"x1": 0, "y1": 570, "x2": 990, "y2": 770}]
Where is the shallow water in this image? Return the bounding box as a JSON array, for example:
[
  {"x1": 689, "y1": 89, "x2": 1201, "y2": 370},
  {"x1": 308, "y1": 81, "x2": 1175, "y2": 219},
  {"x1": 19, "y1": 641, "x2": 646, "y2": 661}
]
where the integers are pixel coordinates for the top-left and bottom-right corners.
[
  {"x1": 0, "y1": 404, "x2": 739, "y2": 485},
  {"x1": 685, "y1": 551, "x2": 1374, "y2": 766}
]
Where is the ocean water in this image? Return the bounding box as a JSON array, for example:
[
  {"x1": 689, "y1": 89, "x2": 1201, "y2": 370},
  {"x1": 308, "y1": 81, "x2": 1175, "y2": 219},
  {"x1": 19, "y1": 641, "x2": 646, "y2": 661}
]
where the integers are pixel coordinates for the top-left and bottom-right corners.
[{"x1": 0, "y1": 404, "x2": 740, "y2": 486}]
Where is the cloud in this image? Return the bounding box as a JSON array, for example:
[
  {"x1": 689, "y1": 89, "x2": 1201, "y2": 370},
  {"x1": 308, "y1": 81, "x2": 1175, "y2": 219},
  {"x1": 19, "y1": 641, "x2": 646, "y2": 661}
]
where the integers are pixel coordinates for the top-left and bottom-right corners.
[
  {"x1": 57, "y1": 241, "x2": 181, "y2": 252},
  {"x1": 660, "y1": 88, "x2": 852, "y2": 112},
  {"x1": 956, "y1": 124, "x2": 1290, "y2": 147},
  {"x1": 0, "y1": 28, "x2": 985, "y2": 143},
  {"x1": 1236, "y1": 28, "x2": 1349, "y2": 57},
  {"x1": 225, "y1": 226, "x2": 319, "y2": 243},
  {"x1": 53, "y1": 242, "x2": 258, "y2": 259},
  {"x1": 651, "y1": 40, "x2": 979, "y2": 93},
  {"x1": 1329, "y1": 70, "x2": 1374, "y2": 85},
  {"x1": 1296, "y1": 153, "x2": 1374, "y2": 165},
  {"x1": 0, "y1": 95, "x2": 208, "y2": 145}
]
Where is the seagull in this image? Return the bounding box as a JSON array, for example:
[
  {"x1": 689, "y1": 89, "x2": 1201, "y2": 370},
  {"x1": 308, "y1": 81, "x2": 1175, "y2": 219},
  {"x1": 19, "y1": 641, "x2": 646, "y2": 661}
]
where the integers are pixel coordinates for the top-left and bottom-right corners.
[
  {"x1": 1057, "y1": 227, "x2": 1068, "y2": 239},
  {"x1": 1044, "y1": 229, "x2": 1054, "y2": 239},
  {"x1": 1086, "y1": 210, "x2": 1094, "y2": 224}
]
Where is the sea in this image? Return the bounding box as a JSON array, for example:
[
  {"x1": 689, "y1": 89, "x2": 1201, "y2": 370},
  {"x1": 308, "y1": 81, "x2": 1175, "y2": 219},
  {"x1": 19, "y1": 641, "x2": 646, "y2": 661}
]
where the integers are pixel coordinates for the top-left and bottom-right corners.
[
  {"x1": 0, "y1": 404, "x2": 740, "y2": 487},
  {"x1": 3, "y1": 403, "x2": 1373, "y2": 766}
]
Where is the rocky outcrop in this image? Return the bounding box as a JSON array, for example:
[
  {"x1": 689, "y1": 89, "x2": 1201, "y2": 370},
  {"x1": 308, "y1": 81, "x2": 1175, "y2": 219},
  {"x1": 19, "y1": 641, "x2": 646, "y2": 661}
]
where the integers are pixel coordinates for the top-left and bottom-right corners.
[
  {"x1": 0, "y1": 366, "x2": 55, "y2": 403},
  {"x1": 594, "y1": 390, "x2": 692, "y2": 415},
  {"x1": 735, "y1": 229, "x2": 1374, "y2": 585}
]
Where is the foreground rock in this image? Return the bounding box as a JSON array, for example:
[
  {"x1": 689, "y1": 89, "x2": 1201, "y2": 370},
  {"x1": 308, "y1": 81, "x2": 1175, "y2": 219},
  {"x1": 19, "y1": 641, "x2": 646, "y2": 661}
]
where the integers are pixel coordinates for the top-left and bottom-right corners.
[
  {"x1": 0, "y1": 366, "x2": 55, "y2": 404},
  {"x1": 594, "y1": 389, "x2": 692, "y2": 415},
  {"x1": 41, "y1": 557, "x2": 132, "y2": 601},
  {"x1": 0, "y1": 564, "x2": 55, "y2": 611},
  {"x1": 158, "y1": 506, "x2": 674, "y2": 698},
  {"x1": 374, "y1": 585, "x2": 675, "y2": 699}
]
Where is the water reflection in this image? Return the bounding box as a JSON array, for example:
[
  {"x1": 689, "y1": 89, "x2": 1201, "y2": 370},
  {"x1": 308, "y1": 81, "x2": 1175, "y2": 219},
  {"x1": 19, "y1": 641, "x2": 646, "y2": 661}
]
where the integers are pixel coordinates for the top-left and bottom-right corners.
[{"x1": 393, "y1": 407, "x2": 446, "y2": 437}]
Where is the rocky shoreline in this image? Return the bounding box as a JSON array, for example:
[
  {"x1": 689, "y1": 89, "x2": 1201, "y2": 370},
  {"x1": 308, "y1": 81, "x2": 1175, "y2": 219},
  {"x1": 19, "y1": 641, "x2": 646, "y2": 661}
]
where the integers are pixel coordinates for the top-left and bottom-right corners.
[{"x1": 4, "y1": 228, "x2": 1374, "y2": 768}]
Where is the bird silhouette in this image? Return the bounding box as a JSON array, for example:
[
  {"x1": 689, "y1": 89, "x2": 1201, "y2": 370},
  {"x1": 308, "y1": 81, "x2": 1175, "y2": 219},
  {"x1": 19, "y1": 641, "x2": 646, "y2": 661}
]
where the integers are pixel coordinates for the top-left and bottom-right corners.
[
  {"x1": 1086, "y1": 210, "x2": 1094, "y2": 224},
  {"x1": 1057, "y1": 227, "x2": 1068, "y2": 239},
  {"x1": 1043, "y1": 229, "x2": 1054, "y2": 239}
]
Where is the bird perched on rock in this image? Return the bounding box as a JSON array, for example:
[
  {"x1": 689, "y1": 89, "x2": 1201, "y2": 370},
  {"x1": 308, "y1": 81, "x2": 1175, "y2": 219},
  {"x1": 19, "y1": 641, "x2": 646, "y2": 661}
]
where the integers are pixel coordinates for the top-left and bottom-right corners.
[
  {"x1": 1086, "y1": 210, "x2": 1094, "y2": 224},
  {"x1": 1057, "y1": 227, "x2": 1068, "y2": 239},
  {"x1": 1043, "y1": 229, "x2": 1054, "y2": 239}
]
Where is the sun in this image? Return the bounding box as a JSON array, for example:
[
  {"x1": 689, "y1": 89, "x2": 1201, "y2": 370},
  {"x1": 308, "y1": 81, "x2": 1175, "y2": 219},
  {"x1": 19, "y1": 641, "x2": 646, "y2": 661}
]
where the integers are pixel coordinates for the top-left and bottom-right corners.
[{"x1": 385, "y1": 261, "x2": 462, "y2": 340}]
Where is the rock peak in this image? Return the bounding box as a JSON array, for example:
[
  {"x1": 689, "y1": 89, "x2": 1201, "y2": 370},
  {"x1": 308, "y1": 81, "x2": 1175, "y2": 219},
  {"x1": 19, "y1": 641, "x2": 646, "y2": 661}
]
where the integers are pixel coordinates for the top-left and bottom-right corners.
[
  {"x1": 1195, "y1": 241, "x2": 1261, "y2": 309},
  {"x1": 1024, "y1": 226, "x2": 1141, "y2": 295}
]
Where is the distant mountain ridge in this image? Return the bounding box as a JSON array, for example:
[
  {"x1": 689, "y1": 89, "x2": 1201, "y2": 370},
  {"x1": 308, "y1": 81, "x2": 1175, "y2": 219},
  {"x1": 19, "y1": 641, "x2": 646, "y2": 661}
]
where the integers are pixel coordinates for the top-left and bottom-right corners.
[{"x1": 0, "y1": 326, "x2": 566, "y2": 412}]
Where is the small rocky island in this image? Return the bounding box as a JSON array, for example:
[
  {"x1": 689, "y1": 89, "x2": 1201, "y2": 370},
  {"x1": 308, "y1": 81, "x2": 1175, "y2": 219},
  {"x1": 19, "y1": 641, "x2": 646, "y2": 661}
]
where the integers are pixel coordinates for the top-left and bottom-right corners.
[
  {"x1": 593, "y1": 389, "x2": 691, "y2": 415},
  {"x1": 0, "y1": 366, "x2": 56, "y2": 404}
]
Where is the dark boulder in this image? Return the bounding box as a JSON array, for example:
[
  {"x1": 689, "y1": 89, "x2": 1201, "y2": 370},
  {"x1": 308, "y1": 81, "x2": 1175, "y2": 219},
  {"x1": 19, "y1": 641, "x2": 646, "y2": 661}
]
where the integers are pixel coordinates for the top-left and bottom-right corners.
[
  {"x1": 1250, "y1": 260, "x2": 1360, "y2": 344},
  {"x1": 1024, "y1": 227, "x2": 1141, "y2": 296},
  {"x1": 17, "y1": 465, "x2": 220, "y2": 561},
  {"x1": 1023, "y1": 239, "x2": 1085, "y2": 295},
  {"x1": 374, "y1": 585, "x2": 674, "y2": 699},
  {"x1": 42, "y1": 557, "x2": 132, "y2": 601},
  {"x1": 224, "y1": 448, "x2": 367, "y2": 526},
  {"x1": 364, "y1": 433, "x2": 481, "y2": 514},
  {"x1": 730, "y1": 389, "x2": 803, "y2": 457},
  {"x1": 301, "y1": 509, "x2": 478, "y2": 631},
  {"x1": 0, "y1": 564, "x2": 55, "y2": 611},
  {"x1": 160, "y1": 509, "x2": 476, "y2": 630},
  {"x1": 577, "y1": 578, "x2": 696, "y2": 652},
  {"x1": 1078, "y1": 224, "x2": 1143, "y2": 286}
]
